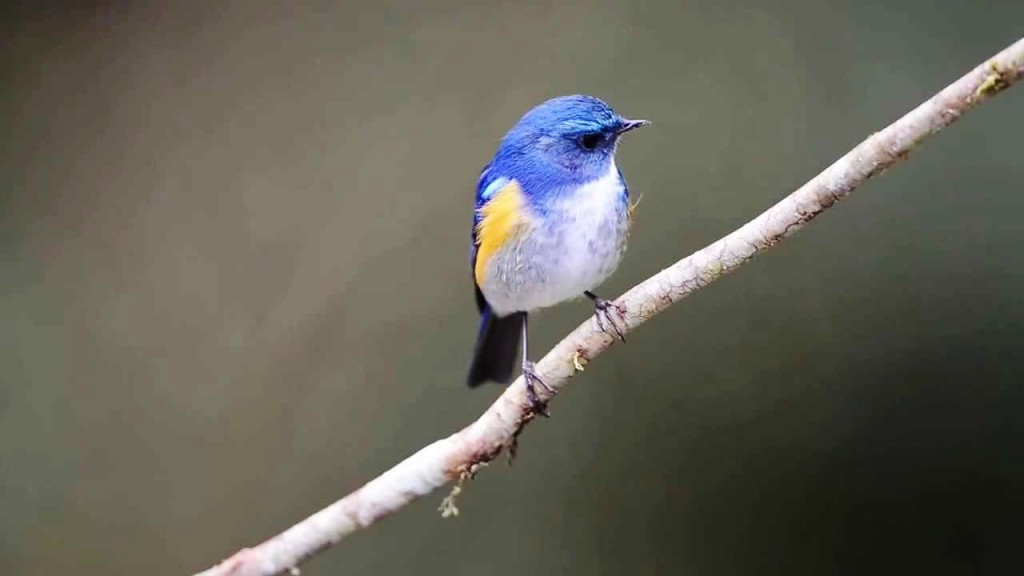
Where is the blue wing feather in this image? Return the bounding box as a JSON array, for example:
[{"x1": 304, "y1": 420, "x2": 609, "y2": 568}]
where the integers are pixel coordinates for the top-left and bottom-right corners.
[{"x1": 470, "y1": 165, "x2": 511, "y2": 312}]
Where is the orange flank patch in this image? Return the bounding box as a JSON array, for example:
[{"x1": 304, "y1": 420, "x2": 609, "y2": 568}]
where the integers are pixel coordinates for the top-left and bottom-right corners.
[{"x1": 474, "y1": 180, "x2": 529, "y2": 286}]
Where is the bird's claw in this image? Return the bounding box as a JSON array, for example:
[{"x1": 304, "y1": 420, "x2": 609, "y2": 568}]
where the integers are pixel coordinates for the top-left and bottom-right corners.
[
  {"x1": 522, "y1": 361, "x2": 555, "y2": 417},
  {"x1": 592, "y1": 298, "x2": 627, "y2": 342}
]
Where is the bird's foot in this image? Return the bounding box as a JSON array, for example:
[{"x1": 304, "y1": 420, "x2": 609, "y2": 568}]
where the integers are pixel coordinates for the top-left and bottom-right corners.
[
  {"x1": 586, "y1": 291, "x2": 627, "y2": 342},
  {"x1": 522, "y1": 361, "x2": 555, "y2": 417}
]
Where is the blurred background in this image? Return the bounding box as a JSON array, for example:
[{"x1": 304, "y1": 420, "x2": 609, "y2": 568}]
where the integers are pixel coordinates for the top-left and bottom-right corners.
[{"x1": 3, "y1": 1, "x2": 1023, "y2": 574}]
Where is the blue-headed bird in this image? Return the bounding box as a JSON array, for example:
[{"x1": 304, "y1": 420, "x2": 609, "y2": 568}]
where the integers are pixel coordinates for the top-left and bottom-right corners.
[{"x1": 467, "y1": 95, "x2": 649, "y2": 413}]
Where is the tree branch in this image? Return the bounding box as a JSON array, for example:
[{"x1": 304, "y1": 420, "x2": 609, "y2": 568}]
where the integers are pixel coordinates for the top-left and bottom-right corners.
[{"x1": 194, "y1": 37, "x2": 1024, "y2": 576}]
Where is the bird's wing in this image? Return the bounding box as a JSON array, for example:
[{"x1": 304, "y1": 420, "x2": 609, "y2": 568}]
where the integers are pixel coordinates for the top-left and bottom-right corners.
[{"x1": 470, "y1": 169, "x2": 529, "y2": 312}]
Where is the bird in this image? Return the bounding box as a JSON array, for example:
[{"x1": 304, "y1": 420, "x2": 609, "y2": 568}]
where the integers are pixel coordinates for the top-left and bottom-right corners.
[{"x1": 467, "y1": 94, "x2": 649, "y2": 414}]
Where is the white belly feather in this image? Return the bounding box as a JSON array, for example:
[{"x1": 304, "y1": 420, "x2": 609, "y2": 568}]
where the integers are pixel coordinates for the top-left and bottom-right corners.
[{"x1": 482, "y1": 162, "x2": 630, "y2": 315}]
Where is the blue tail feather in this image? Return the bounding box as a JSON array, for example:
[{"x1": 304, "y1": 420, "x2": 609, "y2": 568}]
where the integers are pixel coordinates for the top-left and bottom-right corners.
[{"x1": 467, "y1": 308, "x2": 523, "y2": 388}]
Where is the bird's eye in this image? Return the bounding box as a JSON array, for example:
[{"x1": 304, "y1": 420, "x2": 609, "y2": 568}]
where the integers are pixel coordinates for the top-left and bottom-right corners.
[{"x1": 579, "y1": 133, "x2": 603, "y2": 150}]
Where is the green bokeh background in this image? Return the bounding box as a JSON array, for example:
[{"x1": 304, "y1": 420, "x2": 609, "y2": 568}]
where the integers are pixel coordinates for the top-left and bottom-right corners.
[{"x1": 3, "y1": 1, "x2": 1023, "y2": 574}]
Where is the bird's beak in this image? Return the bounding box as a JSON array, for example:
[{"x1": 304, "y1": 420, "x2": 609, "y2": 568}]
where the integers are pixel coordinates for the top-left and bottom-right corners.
[{"x1": 616, "y1": 118, "x2": 651, "y2": 135}]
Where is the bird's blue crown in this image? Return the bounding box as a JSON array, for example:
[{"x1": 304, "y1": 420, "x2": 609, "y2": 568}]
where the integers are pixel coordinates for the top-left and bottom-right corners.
[{"x1": 486, "y1": 95, "x2": 645, "y2": 189}]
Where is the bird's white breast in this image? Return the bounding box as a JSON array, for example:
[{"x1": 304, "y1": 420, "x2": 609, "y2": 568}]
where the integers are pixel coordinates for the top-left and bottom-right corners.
[
  {"x1": 482, "y1": 161, "x2": 630, "y2": 315},
  {"x1": 549, "y1": 161, "x2": 628, "y2": 290}
]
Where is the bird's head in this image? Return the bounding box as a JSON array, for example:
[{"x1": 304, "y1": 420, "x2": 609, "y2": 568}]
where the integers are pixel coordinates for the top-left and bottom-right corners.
[{"x1": 498, "y1": 95, "x2": 649, "y2": 181}]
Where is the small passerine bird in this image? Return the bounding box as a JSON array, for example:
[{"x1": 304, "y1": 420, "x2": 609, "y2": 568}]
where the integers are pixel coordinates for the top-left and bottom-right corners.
[{"x1": 467, "y1": 94, "x2": 648, "y2": 412}]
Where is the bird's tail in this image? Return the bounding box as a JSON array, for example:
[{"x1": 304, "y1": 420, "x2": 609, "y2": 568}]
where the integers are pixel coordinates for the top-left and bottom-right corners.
[{"x1": 467, "y1": 308, "x2": 523, "y2": 388}]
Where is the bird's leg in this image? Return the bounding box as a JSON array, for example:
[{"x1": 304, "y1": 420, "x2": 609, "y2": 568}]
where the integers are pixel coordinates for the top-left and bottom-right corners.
[
  {"x1": 521, "y1": 314, "x2": 555, "y2": 417},
  {"x1": 584, "y1": 290, "x2": 627, "y2": 342}
]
